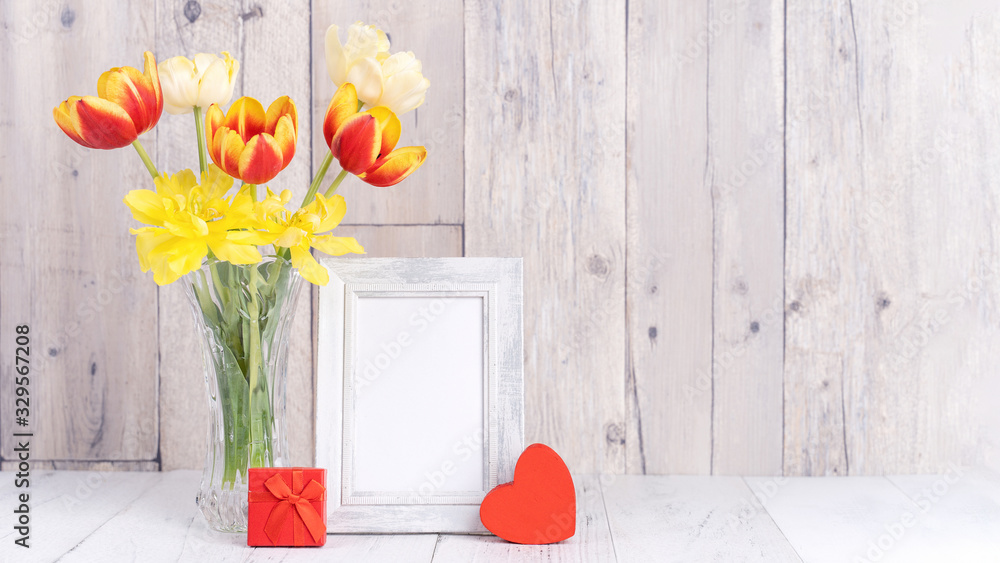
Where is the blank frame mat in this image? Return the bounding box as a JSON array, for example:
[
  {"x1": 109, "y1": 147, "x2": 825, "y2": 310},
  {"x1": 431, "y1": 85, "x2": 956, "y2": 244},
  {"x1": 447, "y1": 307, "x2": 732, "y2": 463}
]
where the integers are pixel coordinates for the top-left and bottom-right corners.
[{"x1": 351, "y1": 295, "x2": 485, "y2": 493}]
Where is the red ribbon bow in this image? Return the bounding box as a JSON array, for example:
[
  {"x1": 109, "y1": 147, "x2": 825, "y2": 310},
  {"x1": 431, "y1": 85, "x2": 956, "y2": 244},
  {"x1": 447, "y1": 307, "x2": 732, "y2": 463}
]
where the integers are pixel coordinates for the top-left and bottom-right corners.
[{"x1": 249, "y1": 470, "x2": 326, "y2": 545}]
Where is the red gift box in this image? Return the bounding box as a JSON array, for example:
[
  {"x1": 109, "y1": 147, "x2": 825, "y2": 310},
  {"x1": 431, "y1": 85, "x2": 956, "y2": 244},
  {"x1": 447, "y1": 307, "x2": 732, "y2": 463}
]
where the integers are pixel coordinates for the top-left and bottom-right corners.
[{"x1": 248, "y1": 467, "x2": 327, "y2": 547}]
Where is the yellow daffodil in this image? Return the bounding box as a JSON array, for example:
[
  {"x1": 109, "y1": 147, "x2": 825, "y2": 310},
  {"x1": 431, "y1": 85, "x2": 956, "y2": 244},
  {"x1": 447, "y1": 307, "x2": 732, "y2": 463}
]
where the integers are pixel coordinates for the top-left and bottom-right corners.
[
  {"x1": 124, "y1": 165, "x2": 262, "y2": 285},
  {"x1": 234, "y1": 192, "x2": 364, "y2": 285}
]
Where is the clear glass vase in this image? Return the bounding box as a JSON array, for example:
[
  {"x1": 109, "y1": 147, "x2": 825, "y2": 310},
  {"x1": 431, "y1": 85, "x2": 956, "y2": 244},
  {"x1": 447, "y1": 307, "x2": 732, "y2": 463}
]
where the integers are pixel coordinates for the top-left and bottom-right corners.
[{"x1": 183, "y1": 255, "x2": 302, "y2": 532}]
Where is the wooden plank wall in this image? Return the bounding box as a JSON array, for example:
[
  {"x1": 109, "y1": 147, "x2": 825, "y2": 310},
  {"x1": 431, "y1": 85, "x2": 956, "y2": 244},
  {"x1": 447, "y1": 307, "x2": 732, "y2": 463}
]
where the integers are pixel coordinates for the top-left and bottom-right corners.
[{"x1": 0, "y1": 0, "x2": 996, "y2": 476}]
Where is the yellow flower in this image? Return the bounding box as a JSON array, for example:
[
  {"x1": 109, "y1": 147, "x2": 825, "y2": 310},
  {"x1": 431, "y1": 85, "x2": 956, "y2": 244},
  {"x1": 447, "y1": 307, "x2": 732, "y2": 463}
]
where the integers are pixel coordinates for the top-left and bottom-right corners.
[
  {"x1": 124, "y1": 165, "x2": 262, "y2": 285},
  {"x1": 235, "y1": 192, "x2": 364, "y2": 285}
]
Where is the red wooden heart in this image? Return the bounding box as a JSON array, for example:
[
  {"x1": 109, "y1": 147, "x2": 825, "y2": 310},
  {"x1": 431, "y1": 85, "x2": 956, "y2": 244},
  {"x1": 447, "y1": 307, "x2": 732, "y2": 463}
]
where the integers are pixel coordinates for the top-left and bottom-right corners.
[{"x1": 480, "y1": 443, "x2": 576, "y2": 544}]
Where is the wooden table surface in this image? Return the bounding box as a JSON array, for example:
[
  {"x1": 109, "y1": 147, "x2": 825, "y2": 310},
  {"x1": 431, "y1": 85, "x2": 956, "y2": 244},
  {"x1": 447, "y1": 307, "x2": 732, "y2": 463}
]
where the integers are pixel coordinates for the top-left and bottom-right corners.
[{"x1": 1, "y1": 470, "x2": 998, "y2": 562}]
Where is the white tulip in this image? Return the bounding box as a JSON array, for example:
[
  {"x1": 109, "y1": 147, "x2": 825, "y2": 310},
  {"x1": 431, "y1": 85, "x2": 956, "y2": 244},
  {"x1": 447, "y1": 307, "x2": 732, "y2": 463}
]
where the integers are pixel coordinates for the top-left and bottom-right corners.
[
  {"x1": 325, "y1": 22, "x2": 429, "y2": 116},
  {"x1": 326, "y1": 22, "x2": 389, "y2": 108},
  {"x1": 158, "y1": 52, "x2": 239, "y2": 115},
  {"x1": 376, "y1": 51, "x2": 430, "y2": 116}
]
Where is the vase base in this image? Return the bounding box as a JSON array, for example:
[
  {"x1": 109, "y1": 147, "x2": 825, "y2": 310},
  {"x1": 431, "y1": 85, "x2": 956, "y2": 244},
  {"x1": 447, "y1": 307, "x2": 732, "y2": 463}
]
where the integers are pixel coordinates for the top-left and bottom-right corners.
[{"x1": 197, "y1": 486, "x2": 249, "y2": 533}]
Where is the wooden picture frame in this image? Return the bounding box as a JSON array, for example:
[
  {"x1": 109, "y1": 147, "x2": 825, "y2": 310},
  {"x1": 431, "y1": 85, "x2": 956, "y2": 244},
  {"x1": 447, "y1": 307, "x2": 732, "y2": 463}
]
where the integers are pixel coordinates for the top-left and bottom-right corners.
[{"x1": 315, "y1": 257, "x2": 524, "y2": 533}]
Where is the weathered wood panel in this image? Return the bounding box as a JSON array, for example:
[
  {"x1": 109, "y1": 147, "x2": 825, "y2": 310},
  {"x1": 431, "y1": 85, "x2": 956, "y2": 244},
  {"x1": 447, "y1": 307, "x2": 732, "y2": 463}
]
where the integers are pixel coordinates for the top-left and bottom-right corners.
[
  {"x1": 0, "y1": 471, "x2": 161, "y2": 561},
  {"x1": 709, "y1": 0, "x2": 785, "y2": 475},
  {"x1": 783, "y1": 0, "x2": 865, "y2": 477},
  {"x1": 625, "y1": 0, "x2": 712, "y2": 474},
  {"x1": 603, "y1": 475, "x2": 801, "y2": 561},
  {"x1": 0, "y1": 0, "x2": 158, "y2": 462},
  {"x1": 1, "y1": 460, "x2": 159, "y2": 471},
  {"x1": 2, "y1": 0, "x2": 997, "y2": 477},
  {"x1": 783, "y1": 0, "x2": 998, "y2": 475},
  {"x1": 311, "y1": 0, "x2": 464, "y2": 226},
  {"x1": 464, "y1": 0, "x2": 627, "y2": 474},
  {"x1": 334, "y1": 225, "x2": 463, "y2": 258}
]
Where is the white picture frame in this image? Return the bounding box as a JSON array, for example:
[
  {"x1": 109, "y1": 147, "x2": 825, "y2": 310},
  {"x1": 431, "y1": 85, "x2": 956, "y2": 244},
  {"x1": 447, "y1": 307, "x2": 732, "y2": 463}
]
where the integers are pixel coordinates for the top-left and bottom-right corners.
[{"x1": 315, "y1": 257, "x2": 524, "y2": 533}]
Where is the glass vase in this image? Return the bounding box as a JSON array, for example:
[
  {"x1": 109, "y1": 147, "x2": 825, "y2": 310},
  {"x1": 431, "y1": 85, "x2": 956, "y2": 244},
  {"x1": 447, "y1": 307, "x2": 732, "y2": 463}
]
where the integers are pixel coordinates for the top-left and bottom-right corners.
[{"x1": 183, "y1": 255, "x2": 302, "y2": 532}]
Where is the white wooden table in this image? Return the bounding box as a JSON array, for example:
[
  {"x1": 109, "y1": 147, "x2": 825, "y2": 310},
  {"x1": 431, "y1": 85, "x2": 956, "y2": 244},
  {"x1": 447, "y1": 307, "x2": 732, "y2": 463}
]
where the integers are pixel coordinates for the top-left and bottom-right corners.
[{"x1": 1, "y1": 470, "x2": 999, "y2": 562}]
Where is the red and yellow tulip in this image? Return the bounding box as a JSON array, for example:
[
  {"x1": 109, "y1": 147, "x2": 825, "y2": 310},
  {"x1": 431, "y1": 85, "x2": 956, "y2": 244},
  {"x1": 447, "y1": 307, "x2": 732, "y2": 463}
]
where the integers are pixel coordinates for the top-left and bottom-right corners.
[
  {"x1": 53, "y1": 51, "x2": 164, "y2": 150},
  {"x1": 205, "y1": 96, "x2": 297, "y2": 185},
  {"x1": 323, "y1": 83, "x2": 426, "y2": 187}
]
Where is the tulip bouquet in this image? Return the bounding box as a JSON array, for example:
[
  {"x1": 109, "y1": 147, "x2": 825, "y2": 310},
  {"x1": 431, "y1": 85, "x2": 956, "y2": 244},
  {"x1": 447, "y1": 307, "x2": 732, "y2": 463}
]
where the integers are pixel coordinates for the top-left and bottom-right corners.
[{"x1": 53, "y1": 22, "x2": 429, "y2": 531}]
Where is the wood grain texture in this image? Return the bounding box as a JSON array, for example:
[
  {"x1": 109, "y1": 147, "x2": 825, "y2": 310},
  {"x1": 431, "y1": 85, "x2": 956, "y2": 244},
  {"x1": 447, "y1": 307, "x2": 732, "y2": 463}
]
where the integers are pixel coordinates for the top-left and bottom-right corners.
[
  {"x1": 886, "y1": 471, "x2": 1000, "y2": 561},
  {"x1": 51, "y1": 469, "x2": 439, "y2": 562},
  {"x1": 335, "y1": 225, "x2": 464, "y2": 258},
  {"x1": 252, "y1": 534, "x2": 437, "y2": 563},
  {"x1": 625, "y1": 0, "x2": 712, "y2": 475},
  {"x1": 431, "y1": 475, "x2": 615, "y2": 562},
  {"x1": 0, "y1": 0, "x2": 158, "y2": 462},
  {"x1": 708, "y1": 0, "x2": 786, "y2": 476},
  {"x1": 602, "y1": 474, "x2": 801, "y2": 561},
  {"x1": 465, "y1": 0, "x2": 627, "y2": 475},
  {"x1": 310, "y1": 0, "x2": 464, "y2": 225},
  {"x1": 58, "y1": 470, "x2": 226, "y2": 562},
  {"x1": 0, "y1": 460, "x2": 159, "y2": 471},
  {"x1": 11, "y1": 471, "x2": 1000, "y2": 561},
  {"x1": 0, "y1": 471, "x2": 161, "y2": 562},
  {"x1": 746, "y1": 475, "x2": 961, "y2": 563},
  {"x1": 744, "y1": 476, "x2": 893, "y2": 562},
  {"x1": 783, "y1": 0, "x2": 1000, "y2": 475},
  {"x1": 783, "y1": 0, "x2": 864, "y2": 477},
  {"x1": 2, "y1": 1, "x2": 998, "y2": 477}
]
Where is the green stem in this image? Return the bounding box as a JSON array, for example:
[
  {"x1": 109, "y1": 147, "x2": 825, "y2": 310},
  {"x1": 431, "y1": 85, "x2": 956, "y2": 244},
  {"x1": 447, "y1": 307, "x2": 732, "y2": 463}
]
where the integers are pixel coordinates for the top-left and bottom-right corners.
[
  {"x1": 302, "y1": 151, "x2": 334, "y2": 207},
  {"x1": 323, "y1": 168, "x2": 350, "y2": 199},
  {"x1": 208, "y1": 262, "x2": 228, "y2": 305},
  {"x1": 131, "y1": 140, "x2": 158, "y2": 179},
  {"x1": 247, "y1": 183, "x2": 257, "y2": 201},
  {"x1": 246, "y1": 265, "x2": 268, "y2": 468},
  {"x1": 193, "y1": 106, "x2": 209, "y2": 175}
]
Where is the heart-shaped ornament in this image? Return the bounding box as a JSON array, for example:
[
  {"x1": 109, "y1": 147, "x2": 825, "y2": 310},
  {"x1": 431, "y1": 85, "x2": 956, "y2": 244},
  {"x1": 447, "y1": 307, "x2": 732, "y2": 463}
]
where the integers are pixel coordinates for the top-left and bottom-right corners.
[{"x1": 479, "y1": 443, "x2": 576, "y2": 544}]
